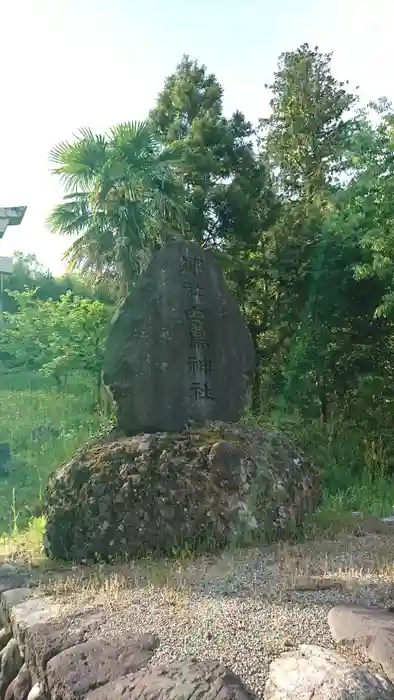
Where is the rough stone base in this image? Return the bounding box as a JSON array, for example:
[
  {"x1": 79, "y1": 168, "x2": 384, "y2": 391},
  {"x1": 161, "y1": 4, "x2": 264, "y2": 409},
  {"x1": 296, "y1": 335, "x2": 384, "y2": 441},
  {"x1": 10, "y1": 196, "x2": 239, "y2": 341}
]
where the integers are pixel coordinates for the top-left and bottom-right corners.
[{"x1": 44, "y1": 422, "x2": 321, "y2": 563}]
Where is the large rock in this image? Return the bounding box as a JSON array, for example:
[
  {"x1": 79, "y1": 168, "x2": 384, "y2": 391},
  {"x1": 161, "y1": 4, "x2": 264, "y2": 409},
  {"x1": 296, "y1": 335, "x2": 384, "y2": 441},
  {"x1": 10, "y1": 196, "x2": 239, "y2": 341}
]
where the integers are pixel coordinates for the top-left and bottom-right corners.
[
  {"x1": 24, "y1": 612, "x2": 107, "y2": 678},
  {"x1": 264, "y1": 644, "x2": 394, "y2": 699},
  {"x1": 5, "y1": 663, "x2": 32, "y2": 700},
  {"x1": 9, "y1": 595, "x2": 61, "y2": 659},
  {"x1": 0, "y1": 638, "x2": 23, "y2": 699},
  {"x1": 46, "y1": 634, "x2": 158, "y2": 700},
  {"x1": 102, "y1": 241, "x2": 255, "y2": 435},
  {"x1": 328, "y1": 604, "x2": 394, "y2": 683},
  {"x1": 44, "y1": 422, "x2": 320, "y2": 562},
  {"x1": 85, "y1": 659, "x2": 253, "y2": 700}
]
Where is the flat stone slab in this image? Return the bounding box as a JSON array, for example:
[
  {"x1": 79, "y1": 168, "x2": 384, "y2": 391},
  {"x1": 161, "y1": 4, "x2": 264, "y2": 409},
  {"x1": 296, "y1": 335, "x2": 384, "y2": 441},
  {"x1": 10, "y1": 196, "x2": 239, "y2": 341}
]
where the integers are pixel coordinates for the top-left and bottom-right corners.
[
  {"x1": 24, "y1": 611, "x2": 110, "y2": 678},
  {"x1": 0, "y1": 566, "x2": 31, "y2": 595},
  {"x1": 0, "y1": 591, "x2": 32, "y2": 629},
  {"x1": 85, "y1": 659, "x2": 253, "y2": 700},
  {"x1": 10, "y1": 596, "x2": 61, "y2": 658},
  {"x1": 328, "y1": 604, "x2": 394, "y2": 682},
  {"x1": 46, "y1": 634, "x2": 159, "y2": 699},
  {"x1": 264, "y1": 644, "x2": 394, "y2": 699}
]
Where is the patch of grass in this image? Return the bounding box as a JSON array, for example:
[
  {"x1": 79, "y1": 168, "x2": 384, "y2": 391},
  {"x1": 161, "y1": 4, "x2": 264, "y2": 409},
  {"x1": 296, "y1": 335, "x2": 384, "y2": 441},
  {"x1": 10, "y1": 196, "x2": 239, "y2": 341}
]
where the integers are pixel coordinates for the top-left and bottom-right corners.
[
  {"x1": 262, "y1": 407, "x2": 394, "y2": 509},
  {"x1": 0, "y1": 371, "x2": 111, "y2": 552},
  {"x1": 0, "y1": 516, "x2": 46, "y2": 565},
  {"x1": 1, "y1": 371, "x2": 394, "y2": 567}
]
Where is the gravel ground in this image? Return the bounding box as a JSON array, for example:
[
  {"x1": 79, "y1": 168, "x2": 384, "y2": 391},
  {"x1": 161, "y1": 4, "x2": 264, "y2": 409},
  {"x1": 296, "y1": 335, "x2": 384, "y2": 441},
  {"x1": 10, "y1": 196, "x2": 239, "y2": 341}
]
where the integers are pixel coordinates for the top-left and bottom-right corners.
[{"x1": 47, "y1": 531, "x2": 394, "y2": 699}]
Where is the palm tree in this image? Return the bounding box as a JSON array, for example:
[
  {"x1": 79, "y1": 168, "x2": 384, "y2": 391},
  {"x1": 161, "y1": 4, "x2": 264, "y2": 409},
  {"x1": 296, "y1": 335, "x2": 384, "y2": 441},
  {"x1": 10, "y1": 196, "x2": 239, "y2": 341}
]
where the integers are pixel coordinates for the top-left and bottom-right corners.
[{"x1": 47, "y1": 121, "x2": 188, "y2": 294}]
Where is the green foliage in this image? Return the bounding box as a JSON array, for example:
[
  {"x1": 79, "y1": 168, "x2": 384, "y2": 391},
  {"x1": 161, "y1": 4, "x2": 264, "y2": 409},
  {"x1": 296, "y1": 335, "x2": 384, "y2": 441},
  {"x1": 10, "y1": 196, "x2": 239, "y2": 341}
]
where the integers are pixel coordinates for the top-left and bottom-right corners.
[
  {"x1": 150, "y1": 55, "x2": 276, "y2": 252},
  {"x1": 42, "y1": 45, "x2": 394, "y2": 472},
  {"x1": 150, "y1": 55, "x2": 278, "y2": 405},
  {"x1": 259, "y1": 43, "x2": 358, "y2": 198},
  {"x1": 4, "y1": 42, "x2": 392, "y2": 553},
  {"x1": 0, "y1": 290, "x2": 110, "y2": 390},
  {"x1": 342, "y1": 105, "x2": 394, "y2": 318},
  {"x1": 0, "y1": 371, "x2": 111, "y2": 543},
  {"x1": 47, "y1": 121, "x2": 188, "y2": 292},
  {"x1": 248, "y1": 44, "x2": 394, "y2": 431},
  {"x1": 2, "y1": 252, "x2": 114, "y2": 313}
]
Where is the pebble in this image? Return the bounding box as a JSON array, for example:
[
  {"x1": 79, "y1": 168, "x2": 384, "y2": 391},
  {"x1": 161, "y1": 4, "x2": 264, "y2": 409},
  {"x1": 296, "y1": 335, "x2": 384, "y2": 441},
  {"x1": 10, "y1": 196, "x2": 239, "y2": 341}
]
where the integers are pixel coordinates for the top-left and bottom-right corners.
[
  {"x1": 59, "y1": 586, "x2": 333, "y2": 697},
  {"x1": 52, "y1": 537, "x2": 394, "y2": 699}
]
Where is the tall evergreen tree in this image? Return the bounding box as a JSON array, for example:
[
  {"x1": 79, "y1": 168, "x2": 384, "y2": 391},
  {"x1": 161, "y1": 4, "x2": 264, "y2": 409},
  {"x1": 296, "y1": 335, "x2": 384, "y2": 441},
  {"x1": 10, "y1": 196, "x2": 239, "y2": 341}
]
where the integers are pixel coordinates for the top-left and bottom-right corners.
[
  {"x1": 256, "y1": 44, "x2": 386, "y2": 422},
  {"x1": 260, "y1": 43, "x2": 358, "y2": 199},
  {"x1": 150, "y1": 56, "x2": 277, "y2": 405}
]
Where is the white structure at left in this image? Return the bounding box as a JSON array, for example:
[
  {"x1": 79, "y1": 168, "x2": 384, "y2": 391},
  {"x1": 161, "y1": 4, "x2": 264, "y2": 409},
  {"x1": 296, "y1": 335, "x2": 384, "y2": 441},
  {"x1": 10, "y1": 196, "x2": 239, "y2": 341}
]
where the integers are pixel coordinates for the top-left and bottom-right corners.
[
  {"x1": 0, "y1": 206, "x2": 27, "y2": 321},
  {"x1": 0, "y1": 207, "x2": 26, "y2": 238}
]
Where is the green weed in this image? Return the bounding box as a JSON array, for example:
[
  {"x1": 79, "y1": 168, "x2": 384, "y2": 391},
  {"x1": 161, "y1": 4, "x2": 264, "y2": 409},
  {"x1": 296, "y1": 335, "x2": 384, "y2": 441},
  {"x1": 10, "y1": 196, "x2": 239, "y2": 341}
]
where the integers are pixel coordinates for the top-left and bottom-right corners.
[
  {"x1": 0, "y1": 371, "x2": 111, "y2": 555},
  {"x1": 1, "y1": 371, "x2": 394, "y2": 563}
]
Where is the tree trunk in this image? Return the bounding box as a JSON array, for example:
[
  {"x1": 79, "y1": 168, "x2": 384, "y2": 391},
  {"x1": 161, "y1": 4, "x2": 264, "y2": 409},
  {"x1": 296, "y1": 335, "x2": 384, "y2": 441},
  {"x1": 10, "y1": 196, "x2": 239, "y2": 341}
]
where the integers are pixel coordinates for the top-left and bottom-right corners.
[{"x1": 249, "y1": 324, "x2": 261, "y2": 415}]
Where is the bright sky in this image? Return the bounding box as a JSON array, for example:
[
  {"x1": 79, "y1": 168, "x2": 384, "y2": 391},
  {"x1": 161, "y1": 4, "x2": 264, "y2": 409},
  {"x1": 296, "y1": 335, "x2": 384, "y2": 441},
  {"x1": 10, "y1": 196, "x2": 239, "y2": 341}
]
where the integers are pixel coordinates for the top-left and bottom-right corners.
[{"x1": 0, "y1": 0, "x2": 390, "y2": 275}]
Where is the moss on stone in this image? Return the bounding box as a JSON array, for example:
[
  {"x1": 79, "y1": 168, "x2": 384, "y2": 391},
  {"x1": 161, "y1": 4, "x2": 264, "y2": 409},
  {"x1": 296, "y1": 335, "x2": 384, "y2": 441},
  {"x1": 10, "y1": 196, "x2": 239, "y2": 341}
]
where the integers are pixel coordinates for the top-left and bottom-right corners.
[{"x1": 44, "y1": 422, "x2": 321, "y2": 563}]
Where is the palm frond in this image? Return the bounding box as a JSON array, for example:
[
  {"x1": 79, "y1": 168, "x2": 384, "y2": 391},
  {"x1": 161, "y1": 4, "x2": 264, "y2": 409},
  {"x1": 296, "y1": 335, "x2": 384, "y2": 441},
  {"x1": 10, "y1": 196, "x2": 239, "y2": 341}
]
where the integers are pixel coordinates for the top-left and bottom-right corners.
[
  {"x1": 49, "y1": 131, "x2": 109, "y2": 193},
  {"x1": 48, "y1": 118, "x2": 189, "y2": 285}
]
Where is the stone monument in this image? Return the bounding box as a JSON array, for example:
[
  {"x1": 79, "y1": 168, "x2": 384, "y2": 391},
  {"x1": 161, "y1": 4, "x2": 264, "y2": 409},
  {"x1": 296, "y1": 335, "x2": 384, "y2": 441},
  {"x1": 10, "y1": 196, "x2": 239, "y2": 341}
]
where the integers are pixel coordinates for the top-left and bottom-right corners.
[
  {"x1": 46, "y1": 241, "x2": 321, "y2": 563},
  {"x1": 103, "y1": 241, "x2": 255, "y2": 434}
]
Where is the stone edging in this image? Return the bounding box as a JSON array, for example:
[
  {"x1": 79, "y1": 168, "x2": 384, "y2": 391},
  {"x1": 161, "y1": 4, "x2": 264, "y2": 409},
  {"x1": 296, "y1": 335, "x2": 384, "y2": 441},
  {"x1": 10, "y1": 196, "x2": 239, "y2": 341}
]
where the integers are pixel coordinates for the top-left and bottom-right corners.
[
  {"x1": 2, "y1": 562, "x2": 394, "y2": 699},
  {"x1": 0, "y1": 564, "x2": 253, "y2": 700}
]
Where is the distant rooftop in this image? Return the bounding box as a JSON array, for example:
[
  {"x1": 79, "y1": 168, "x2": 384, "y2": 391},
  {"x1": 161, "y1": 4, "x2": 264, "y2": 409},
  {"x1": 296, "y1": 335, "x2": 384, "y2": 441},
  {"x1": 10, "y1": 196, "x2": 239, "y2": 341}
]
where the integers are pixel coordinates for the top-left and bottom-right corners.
[{"x1": 0, "y1": 207, "x2": 27, "y2": 239}]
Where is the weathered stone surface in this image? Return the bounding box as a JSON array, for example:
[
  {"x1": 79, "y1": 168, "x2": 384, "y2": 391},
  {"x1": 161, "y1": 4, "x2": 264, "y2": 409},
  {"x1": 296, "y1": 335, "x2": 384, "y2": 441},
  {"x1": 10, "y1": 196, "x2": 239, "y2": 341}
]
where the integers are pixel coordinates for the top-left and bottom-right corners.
[
  {"x1": 5, "y1": 663, "x2": 31, "y2": 700},
  {"x1": 0, "y1": 632, "x2": 12, "y2": 655},
  {"x1": 44, "y1": 422, "x2": 319, "y2": 562},
  {"x1": 3, "y1": 678, "x2": 15, "y2": 700},
  {"x1": 85, "y1": 659, "x2": 254, "y2": 700},
  {"x1": 264, "y1": 644, "x2": 394, "y2": 699},
  {"x1": 0, "y1": 592, "x2": 31, "y2": 630},
  {"x1": 0, "y1": 639, "x2": 23, "y2": 699},
  {"x1": 103, "y1": 241, "x2": 255, "y2": 435},
  {"x1": 0, "y1": 445, "x2": 11, "y2": 477},
  {"x1": 26, "y1": 685, "x2": 45, "y2": 700},
  {"x1": 24, "y1": 611, "x2": 108, "y2": 677},
  {"x1": 10, "y1": 596, "x2": 61, "y2": 659},
  {"x1": 0, "y1": 566, "x2": 31, "y2": 596},
  {"x1": 46, "y1": 633, "x2": 158, "y2": 699},
  {"x1": 328, "y1": 604, "x2": 394, "y2": 682}
]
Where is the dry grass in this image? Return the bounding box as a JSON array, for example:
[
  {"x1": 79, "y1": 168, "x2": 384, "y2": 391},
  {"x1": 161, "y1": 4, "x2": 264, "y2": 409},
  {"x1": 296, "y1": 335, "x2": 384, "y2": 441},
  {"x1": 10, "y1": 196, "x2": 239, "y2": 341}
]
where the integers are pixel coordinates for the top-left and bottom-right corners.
[
  {"x1": 20, "y1": 530, "x2": 393, "y2": 698},
  {"x1": 3, "y1": 518, "x2": 394, "y2": 697},
  {"x1": 33, "y1": 527, "x2": 394, "y2": 610},
  {"x1": 3, "y1": 514, "x2": 394, "y2": 607}
]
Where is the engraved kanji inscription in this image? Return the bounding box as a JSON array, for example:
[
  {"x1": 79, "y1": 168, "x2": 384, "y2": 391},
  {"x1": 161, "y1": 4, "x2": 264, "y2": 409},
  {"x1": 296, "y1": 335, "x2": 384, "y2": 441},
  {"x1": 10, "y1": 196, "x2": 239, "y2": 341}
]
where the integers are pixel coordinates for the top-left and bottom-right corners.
[
  {"x1": 188, "y1": 357, "x2": 213, "y2": 374},
  {"x1": 183, "y1": 282, "x2": 205, "y2": 304},
  {"x1": 185, "y1": 307, "x2": 205, "y2": 322},
  {"x1": 189, "y1": 381, "x2": 215, "y2": 400},
  {"x1": 180, "y1": 255, "x2": 204, "y2": 276}
]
